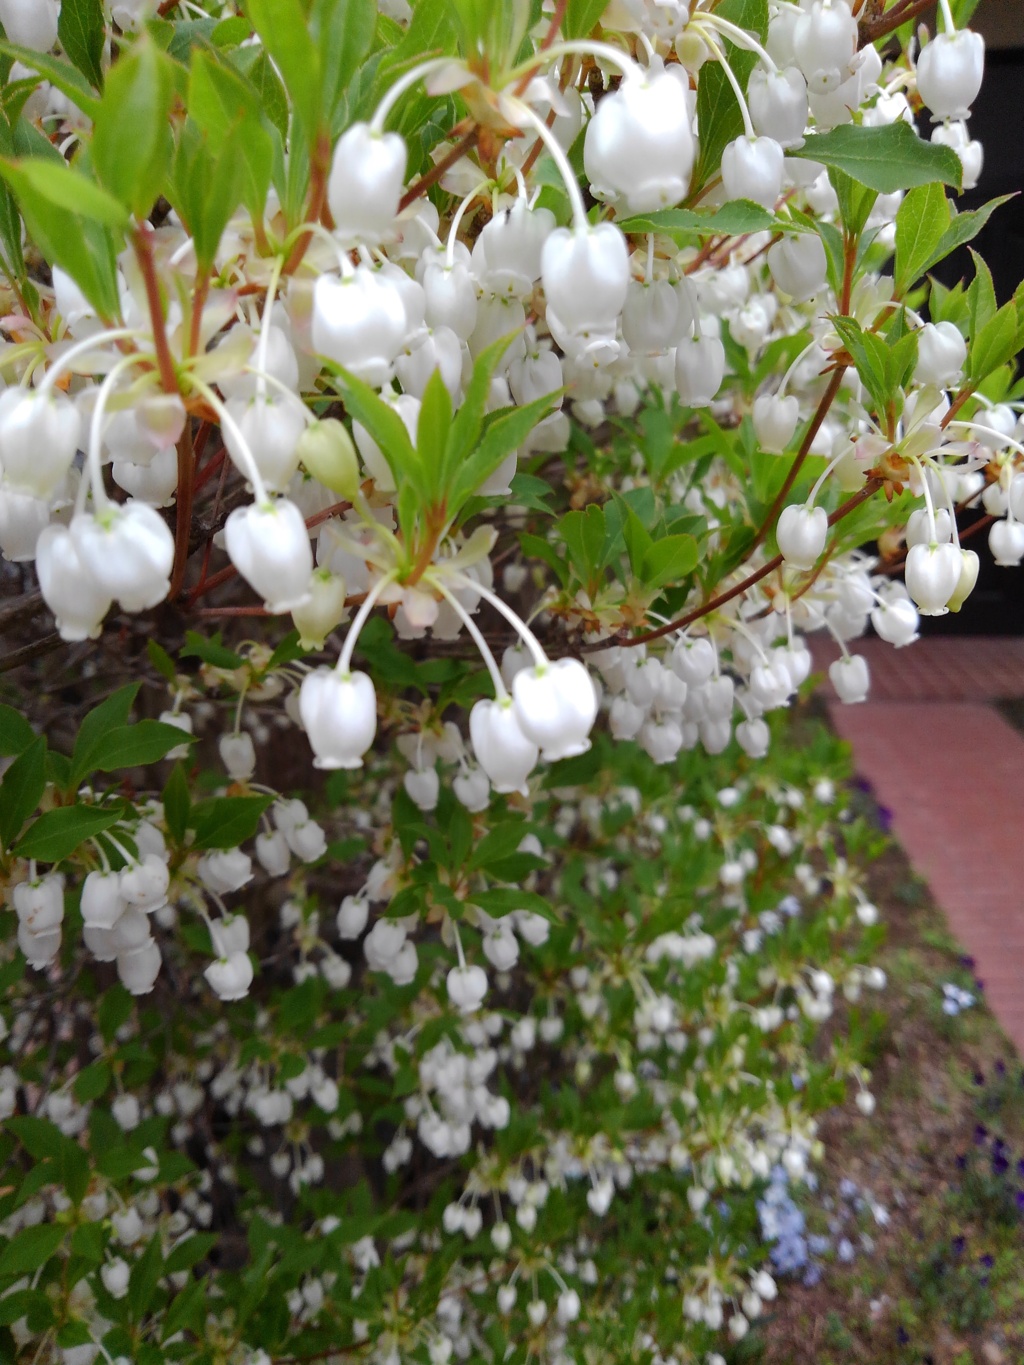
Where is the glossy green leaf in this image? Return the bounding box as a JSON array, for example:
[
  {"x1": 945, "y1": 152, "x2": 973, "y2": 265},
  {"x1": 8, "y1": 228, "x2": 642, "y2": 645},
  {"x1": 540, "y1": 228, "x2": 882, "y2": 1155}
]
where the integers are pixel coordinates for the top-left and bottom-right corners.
[
  {"x1": 75, "y1": 721, "x2": 194, "y2": 780},
  {"x1": 244, "y1": 0, "x2": 320, "y2": 134},
  {"x1": 0, "y1": 42, "x2": 100, "y2": 118},
  {"x1": 0, "y1": 155, "x2": 128, "y2": 229},
  {"x1": 128, "y1": 1237, "x2": 164, "y2": 1320},
  {"x1": 188, "y1": 50, "x2": 273, "y2": 219},
  {"x1": 564, "y1": 0, "x2": 609, "y2": 38},
  {"x1": 641, "y1": 533, "x2": 700, "y2": 591},
  {"x1": 0, "y1": 1224, "x2": 64, "y2": 1279},
  {"x1": 57, "y1": 0, "x2": 104, "y2": 90},
  {"x1": 332, "y1": 367, "x2": 422, "y2": 495},
  {"x1": 14, "y1": 805, "x2": 124, "y2": 864},
  {"x1": 167, "y1": 116, "x2": 246, "y2": 273},
  {"x1": 162, "y1": 763, "x2": 191, "y2": 846},
  {"x1": 91, "y1": 36, "x2": 175, "y2": 218},
  {"x1": 190, "y1": 794, "x2": 274, "y2": 850},
  {"x1": 894, "y1": 181, "x2": 950, "y2": 297},
  {"x1": 794, "y1": 122, "x2": 962, "y2": 195},
  {"x1": 0, "y1": 735, "x2": 45, "y2": 851},
  {"x1": 617, "y1": 199, "x2": 775, "y2": 239},
  {"x1": 0, "y1": 703, "x2": 35, "y2": 757},
  {"x1": 70, "y1": 683, "x2": 140, "y2": 789}
]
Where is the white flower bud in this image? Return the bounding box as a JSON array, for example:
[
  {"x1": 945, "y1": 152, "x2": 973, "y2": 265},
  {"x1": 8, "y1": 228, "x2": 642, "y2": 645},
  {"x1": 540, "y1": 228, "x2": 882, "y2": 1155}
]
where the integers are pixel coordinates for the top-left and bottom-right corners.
[
  {"x1": 541, "y1": 224, "x2": 629, "y2": 361},
  {"x1": 753, "y1": 392, "x2": 800, "y2": 453},
  {"x1": 748, "y1": 66, "x2": 809, "y2": 147},
  {"x1": 224, "y1": 498, "x2": 313, "y2": 613},
  {"x1": 327, "y1": 122, "x2": 407, "y2": 246},
  {"x1": 946, "y1": 547, "x2": 980, "y2": 612},
  {"x1": 446, "y1": 963, "x2": 488, "y2": 1013},
  {"x1": 101, "y1": 1257, "x2": 131, "y2": 1299},
  {"x1": 255, "y1": 829, "x2": 290, "y2": 876},
  {"x1": 904, "y1": 540, "x2": 962, "y2": 615},
  {"x1": 931, "y1": 119, "x2": 983, "y2": 190},
  {"x1": 871, "y1": 592, "x2": 919, "y2": 646},
  {"x1": 117, "y1": 940, "x2": 162, "y2": 995},
  {"x1": 0, "y1": 488, "x2": 50, "y2": 562},
  {"x1": 0, "y1": 0, "x2": 59, "y2": 49},
  {"x1": 225, "y1": 394, "x2": 305, "y2": 493},
  {"x1": 219, "y1": 732, "x2": 257, "y2": 783},
  {"x1": 81, "y1": 870, "x2": 126, "y2": 930},
  {"x1": 197, "y1": 849, "x2": 253, "y2": 896},
  {"x1": 120, "y1": 855, "x2": 170, "y2": 912},
  {"x1": 989, "y1": 518, "x2": 1024, "y2": 567},
  {"x1": 403, "y1": 767, "x2": 440, "y2": 811},
  {"x1": 453, "y1": 766, "x2": 490, "y2": 812},
  {"x1": 36, "y1": 525, "x2": 111, "y2": 640},
  {"x1": 337, "y1": 895, "x2": 369, "y2": 940},
  {"x1": 469, "y1": 697, "x2": 539, "y2": 796}
]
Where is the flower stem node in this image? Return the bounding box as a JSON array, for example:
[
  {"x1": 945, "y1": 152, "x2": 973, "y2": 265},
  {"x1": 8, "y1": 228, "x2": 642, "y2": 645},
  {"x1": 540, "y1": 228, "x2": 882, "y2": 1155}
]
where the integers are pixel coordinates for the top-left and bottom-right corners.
[
  {"x1": 224, "y1": 498, "x2": 314, "y2": 612},
  {"x1": 299, "y1": 667, "x2": 378, "y2": 770},
  {"x1": 511, "y1": 658, "x2": 599, "y2": 762}
]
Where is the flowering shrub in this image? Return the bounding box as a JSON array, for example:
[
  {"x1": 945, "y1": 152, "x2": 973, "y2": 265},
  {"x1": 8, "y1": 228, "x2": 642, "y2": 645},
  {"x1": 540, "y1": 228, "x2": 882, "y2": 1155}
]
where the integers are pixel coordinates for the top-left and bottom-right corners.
[{"x1": 0, "y1": 0, "x2": 1015, "y2": 1358}]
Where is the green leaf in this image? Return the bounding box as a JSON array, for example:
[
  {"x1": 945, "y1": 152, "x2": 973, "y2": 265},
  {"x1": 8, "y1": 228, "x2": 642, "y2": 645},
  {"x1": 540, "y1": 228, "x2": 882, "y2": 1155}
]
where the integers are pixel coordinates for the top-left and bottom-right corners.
[
  {"x1": 617, "y1": 200, "x2": 774, "y2": 240},
  {"x1": 445, "y1": 331, "x2": 518, "y2": 469},
  {"x1": 693, "y1": 0, "x2": 767, "y2": 189},
  {"x1": 162, "y1": 763, "x2": 191, "y2": 846},
  {"x1": 188, "y1": 49, "x2": 273, "y2": 220},
  {"x1": 70, "y1": 683, "x2": 140, "y2": 789},
  {"x1": 894, "y1": 181, "x2": 950, "y2": 297},
  {"x1": 164, "y1": 1233, "x2": 217, "y2": 1274},
  {"x1": 450, "y1": 393, "x2": 556, "y2": 515},
  {"x1": 0, "y1": 157, "x2": 121, "y2": 317},
  {"x1": 641, "y1": 534, "x2": 699, "y2": 591},
  {"x1": 162, "y1": 1278, "x2": 208, "y2": 1341},
  {"x1": 559, "y1": 506, "x2": 607, "y2": 580},
  {"x1": 0, "y1": 155, "x2": 128, "y2": 228},
  {"x1": 416, "y1": 367, "x2": 453, "y2": 497},
  {"x1": 244, "y1": 0, "x2": 321, "y2": 134},
  {"x1": 190, "y1": 794, "x2": 274, "y2": 850},
  {"x1": 0, "y1": 735, "x2": 45, "y2": 851},
  {"x1": 6, "y1": 1118, "x2": 88, "y2": 1205},
  {"x1": 967, "y1": 300, "x2": 1021, "y2": 382},
  {"x1": 181, "y1": 631, "x2": 244, "y2": 669},
  {"x1": 231, "y1": 45, "x2": 290, "y2": 143},
  {"x1": 76, "y1": 721, "x2": 194, "y2": 780},
  {"x1": 332, "y1": 367, "x2": 422, "y2": 495},
  {"x1": 0, "y1": 112, "x2": 24, "y2": 281},
  {"x1": 167, "y1": 117, "x2": 246, "y2": 273},
  {"x1": 564, "y1": 0, "x2": 609, "y2": 38},
  {"x1": 0, "y1": 703, "x2": 34, "y2": 756},
  {"x1": 923, "y1": 196, "x2": 1012, "y2": 278},
  {"x1": 966, "y1": 248, "x2": 997, "y2": 335},
  {"x1": 128, "y1": 1237, "x2": 163, "y2": 1320},
  {"x1": 828, "y1": 166, "x2": 877, "y2": 239},
  {"x1": 0, "y1": 1224, "x2": 64, "y2": 1279},
  {"x1": 73, "y1": 1060, "x2": 111, "y2": 1103},
  {"x1": 312, "y1": 0, "x2": 377, "y2": 125},
  {"x1": 91, "y1": 36, "x2": 175, "y2": 219},
  {"x1": 14, "y1": 804, "x2": 124, "y2": 863},
  {"x1": 57, "y1": 0, "x2": 105, "y2": 90},
  {"x1": 832, "y1": 315, "x2": 893, "y2": 416},
  {"x1": 0, "y1": 43, "x2": 101, "y2": 119},
  {"x1": 146, "y1": 639, "x2": 178, "y2": 684},
  {"x1": 793, "y1": 122, "x2": 962, "y2": 195}
]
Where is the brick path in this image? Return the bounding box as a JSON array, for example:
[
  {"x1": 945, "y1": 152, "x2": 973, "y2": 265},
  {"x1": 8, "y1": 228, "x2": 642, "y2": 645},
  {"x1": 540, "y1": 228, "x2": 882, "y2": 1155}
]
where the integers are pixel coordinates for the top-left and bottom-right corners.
[{"x1": 810, "y1": 637, "x2": 1024, "y2": 1052}]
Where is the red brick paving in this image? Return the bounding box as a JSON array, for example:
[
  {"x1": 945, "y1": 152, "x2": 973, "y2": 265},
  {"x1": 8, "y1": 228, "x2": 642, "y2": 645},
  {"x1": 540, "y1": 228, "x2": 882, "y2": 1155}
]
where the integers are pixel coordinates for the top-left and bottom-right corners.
[{"x1": 811, "y1": 637, "x2": 1024, "y2": 1053}]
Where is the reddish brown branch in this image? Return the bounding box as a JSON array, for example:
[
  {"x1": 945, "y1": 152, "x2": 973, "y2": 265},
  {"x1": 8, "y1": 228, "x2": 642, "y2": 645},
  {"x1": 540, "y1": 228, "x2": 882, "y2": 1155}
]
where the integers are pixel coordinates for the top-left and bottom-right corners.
[
  {"x1": 132, "y1": 225, "x2": 180, "y2": 396},
  {"x1": 398, "y1": 127, "x2": 479, "y2": 213},
  {"x1": 169, "y1": 424, "x2": 195, "y2": 601}
]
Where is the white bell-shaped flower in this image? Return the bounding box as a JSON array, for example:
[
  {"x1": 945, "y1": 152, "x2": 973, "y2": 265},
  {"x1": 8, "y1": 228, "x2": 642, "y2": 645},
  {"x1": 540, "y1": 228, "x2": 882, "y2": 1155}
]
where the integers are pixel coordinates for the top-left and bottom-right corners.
[
  {"x1": 0, "y1": 388, "x2": 81, "y2": 498},
  {"x1": 255, "y1": 830, "x2": 290, "y2": 876},
  {"x1": 675, "y1": 335, "x2": 725, "y2": 407},
  {"x1": 35, "y1": 524, "x2": 112, "y2": 641},
  {"x1": 511, "y1": 657, "x2": 598, "y2": 762},
  {"x1": 471, "y1": 200, "x2": 554, "y2": 299},
  {"x1": 224, "y1": 498, "x2": 313, "y2": 612},
  {"x1": 541, "y1": 224, "x2": 629, "y2": 361},
  {"x1": 13, "y1": 875, "x2": 64, "y2": 932},
  {"x1": 420, "y1": 257, "x2": 478, "y2": 339},
  {"x1": 748, "y1": 66, "x2": 809, "y2": 147},
  {"x1": 19, "y1": 921, "x2": 61, "y2": 968},
  {"x1": 906, "y1": 506, "x2": 951, "y2": 549},
  {"x1": 776, "y1": 503, "x2": 828, "y2": 570},
  {"x1": 327, "y1": 122, "x2": 407, "y2": 246},
  {"x1": 989, "y1": 518, "x2": 1024, "y2": 567},
  {"x1": 117, "y1": 941, "x2": 162, "y2": 995},
  {"x1": 584, "y1": 63, "x2": 695, "y2": 211},
  {"x1": 640, "y1": 717, "x2": 683, "y2": 764},
  {"x1": 119, "y1": 854, "x2": 170, "y2": 912},
  {"x1": 482, "y1": 922, "x2": 519, "y2": 971},
  {"x1": 205, "y1": 950, "x2": 255, "y2": 1001},
  {"x1": 81, "y1": 870, "x2": 125, "y2": 930},
  {"x1": 871, "y1": 592, "x2": 919, "y2": 646},
  {"x1": 111, "y1": 447, "x2": 178, "y2": 507},
  {"x1": 753, "y1": 393, "x2": 799, "y2": 453},
  {"x1": 0, "y1": 487, "x2": 49, "y2": 562},
  {"x1": 469, "y1": 696, "x2": 539, "y2": 796},
  {"x1": 70, "y1": 501, "x2": 174, "y2": 612},
  {"x1": 219, "y1": 732, "x2": 257, "y2": 782},
  {"x1": 337, "y1": 894, "x2": 369, "y2": 939},
  {"x1": 453, "y1": 766, "x2": 491, "y2": 812},
  {"x1": 947, "y1": 547, "x2": 980, "y2": 611},
  {"x1": 670, "y1": 635, "x2": 716, "y2": 685},
  {"x1": 721, "y1": 135, "x2": 784, "y2": 210},
  {"x1": 395, "y1": 326, "x2": 463, "y2": 401},
  {"x1": 446, "y1": 963, "x2": 488, "y2": 1014},
  {"x1": 914, "y1": 321, "x2": 967, "y2": 386},
  {"x1": 792, "y1": 0, "x2": 858, "y2": 90},
  {"x1": 0, "y1": 0, "x2": 58, "y2": 51},
  {"x1": 311, "y1": 268, "x2": 407, "y2": 386},
  {"x1": 403, "y1": 766, "x2": 440, "y2": 811},
  {"x1": 299, "y1": 667, "x2": 377, "y2": 769},
  {"x1": 829, "y1": 654, "x2": 870, "y2": 703},
  {"x1": 197, "y1": 849, "x2": 253, "y2": 895},
  {"x1": 904, "y1": 541, "x2": 962, "y2": 615},
  {"x1": 621, "y1": 279, "x2": 691, "y2": 353},
  {"x1": 224, "y1": 393, "x2": 306, "y2": 493},
  {"x1": 917, "y1": 29, "x2": 984, "y2": 120},
  {"x1": 767, "y1": 234, "x2": 828, "y2": 301},
  {"x1": 736, "y1": 717, "x2": 770, "y2": 757},
  {"x1": 931, "y1": 119, "x2": 983, "y2": 191}
]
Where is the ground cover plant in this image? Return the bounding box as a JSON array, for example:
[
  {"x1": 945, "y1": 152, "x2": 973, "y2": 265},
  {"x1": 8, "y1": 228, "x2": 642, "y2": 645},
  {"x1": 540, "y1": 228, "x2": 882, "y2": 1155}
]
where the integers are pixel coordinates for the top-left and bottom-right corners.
[{"x1": 0, "y1": 0, "x2": 1021, "y2": 1360}]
